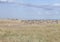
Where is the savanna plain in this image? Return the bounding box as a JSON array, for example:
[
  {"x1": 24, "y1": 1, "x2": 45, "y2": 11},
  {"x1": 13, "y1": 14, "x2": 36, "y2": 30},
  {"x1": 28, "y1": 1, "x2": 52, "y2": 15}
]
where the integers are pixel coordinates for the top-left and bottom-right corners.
[{"x1": 0, "y1": 19, "x2": 60, "y2": 42}]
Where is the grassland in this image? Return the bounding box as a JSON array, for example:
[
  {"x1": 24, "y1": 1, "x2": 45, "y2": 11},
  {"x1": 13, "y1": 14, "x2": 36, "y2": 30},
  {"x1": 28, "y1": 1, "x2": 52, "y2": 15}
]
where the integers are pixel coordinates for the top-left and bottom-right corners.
[{"x1": 0, "y1": 20, "x2": 60, "y2": 42}]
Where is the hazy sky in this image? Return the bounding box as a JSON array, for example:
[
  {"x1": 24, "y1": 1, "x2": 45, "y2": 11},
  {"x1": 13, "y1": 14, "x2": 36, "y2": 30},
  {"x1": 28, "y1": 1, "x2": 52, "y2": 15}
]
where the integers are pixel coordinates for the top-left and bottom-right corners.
[{"x1": 0, "y1": 0, "x2": 60, "y2": 20}]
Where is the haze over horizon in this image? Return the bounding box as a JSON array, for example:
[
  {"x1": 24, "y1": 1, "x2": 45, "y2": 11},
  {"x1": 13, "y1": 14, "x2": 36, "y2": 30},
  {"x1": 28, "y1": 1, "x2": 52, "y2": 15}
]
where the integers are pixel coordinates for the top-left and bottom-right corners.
[{"x1": 0, "y1": 0, "x2": 60, "y2": 20}]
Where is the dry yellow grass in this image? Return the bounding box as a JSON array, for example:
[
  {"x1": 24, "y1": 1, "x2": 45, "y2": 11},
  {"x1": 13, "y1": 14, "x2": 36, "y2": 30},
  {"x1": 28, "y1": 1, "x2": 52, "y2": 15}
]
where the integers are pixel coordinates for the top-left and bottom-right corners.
[{"x1": 0, "y1": 20, "x2": 60, "y2": 42}]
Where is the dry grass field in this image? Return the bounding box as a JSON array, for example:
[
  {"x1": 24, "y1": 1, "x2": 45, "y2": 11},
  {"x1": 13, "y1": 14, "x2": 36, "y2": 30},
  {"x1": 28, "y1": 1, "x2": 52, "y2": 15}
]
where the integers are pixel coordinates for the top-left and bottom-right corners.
[{"x1": 0, "y1": 19, "x2": 60, "y2": 42}]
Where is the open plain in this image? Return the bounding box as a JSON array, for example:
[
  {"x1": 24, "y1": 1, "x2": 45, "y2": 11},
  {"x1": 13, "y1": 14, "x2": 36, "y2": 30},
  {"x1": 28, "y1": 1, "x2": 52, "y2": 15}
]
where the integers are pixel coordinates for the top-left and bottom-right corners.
[{"x1": 0, "y1": 19, "x2": 60, "y2": 42}]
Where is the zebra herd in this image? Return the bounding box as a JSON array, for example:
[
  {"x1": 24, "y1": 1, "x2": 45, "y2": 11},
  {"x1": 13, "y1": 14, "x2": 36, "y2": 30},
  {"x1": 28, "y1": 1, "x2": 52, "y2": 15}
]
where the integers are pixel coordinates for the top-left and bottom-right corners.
[{"x1": 21, "y1": 20, "x2": 59, "y2": 24}]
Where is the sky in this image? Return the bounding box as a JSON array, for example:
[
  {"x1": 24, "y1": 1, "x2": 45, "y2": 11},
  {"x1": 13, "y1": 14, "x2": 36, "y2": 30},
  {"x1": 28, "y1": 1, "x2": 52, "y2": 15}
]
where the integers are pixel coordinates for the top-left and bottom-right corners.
[{"x1": 0, "y1": 0, "x2": 60, "y2": 20}]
